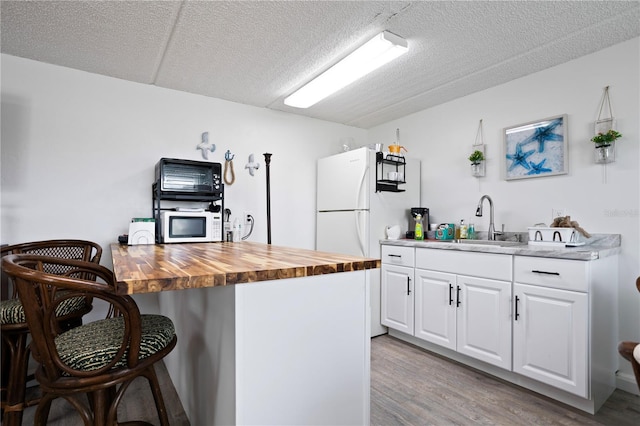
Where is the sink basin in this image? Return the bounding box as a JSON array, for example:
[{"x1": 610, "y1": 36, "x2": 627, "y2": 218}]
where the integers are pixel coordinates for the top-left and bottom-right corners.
[
  {"x1": 429, "y1": 239, "x2": 525, "y2": 247},
  {"x1": 456, "y1": 239, "x2": 523, "y2": 246}
]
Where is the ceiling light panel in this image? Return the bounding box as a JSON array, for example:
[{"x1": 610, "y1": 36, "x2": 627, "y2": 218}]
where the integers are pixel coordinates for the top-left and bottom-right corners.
[{"x1": 284, "y1": 31, "x2": 408, "y2": 109}]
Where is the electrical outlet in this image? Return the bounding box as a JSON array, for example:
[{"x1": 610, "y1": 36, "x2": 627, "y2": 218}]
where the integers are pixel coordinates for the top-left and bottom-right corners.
[
  {"x1": 243, "y1": 211, "x2": 253, "y2": 226},
  {"x1": 552, "y1": 208, "x2": 566, "y2": 220}
]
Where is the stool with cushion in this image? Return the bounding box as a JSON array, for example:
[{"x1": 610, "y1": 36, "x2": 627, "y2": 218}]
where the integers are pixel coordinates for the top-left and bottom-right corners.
[
  {"x1": 2, "y1": 254, "x2": 177, "y2": 425},
  {"x1": 618, "y1": 276, "x2": 640, "y2": 393},
  {"x1": 1, "y1": 239, "x2": 102, "y2": 426}
]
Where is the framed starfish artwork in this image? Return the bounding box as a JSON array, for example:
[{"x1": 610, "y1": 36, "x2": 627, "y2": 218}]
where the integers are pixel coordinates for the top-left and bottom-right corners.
[{"x1": 504, "y1": 114, "x2": 568, "y2": 181}]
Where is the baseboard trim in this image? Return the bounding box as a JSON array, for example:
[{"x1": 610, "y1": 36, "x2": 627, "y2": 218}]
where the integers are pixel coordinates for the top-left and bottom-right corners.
[{"x1": 616, "y1": 372, "x2": 640, "y2": 396}]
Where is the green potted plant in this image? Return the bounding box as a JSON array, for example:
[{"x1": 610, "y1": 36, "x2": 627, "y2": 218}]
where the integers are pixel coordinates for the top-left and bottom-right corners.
[
  {"x1": 468, "y1": 150, "x2": 485, "y2": 177},
  {"x1": 591, "y1": 129, "x2": 622, "y2": 147},
  {"x1": 468, "y1": 150, "x2": 485, "y2": 164},
  {"x1": 591, "y1": 129, "x2": 621, "y2": 164}
]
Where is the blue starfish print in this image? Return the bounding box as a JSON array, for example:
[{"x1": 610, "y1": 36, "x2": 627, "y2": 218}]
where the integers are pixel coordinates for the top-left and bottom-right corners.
[
  {"x1": 520, "y1": 118, "x2": 563, "y2": 152},
  {"x1": 527, "y1": 159, "x2": 552, "y2": 175},
  {"x1": 506, "y1": 144, "x2": 535, "y2": 171}
]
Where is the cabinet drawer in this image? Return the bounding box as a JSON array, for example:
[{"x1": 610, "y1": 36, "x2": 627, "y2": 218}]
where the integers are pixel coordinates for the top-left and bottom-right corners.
[
  {"x1": 514, "y1": 256, "x2": 588, "y2": 292},
  {"x1": 381, "y1": 245, "x2": 415, "y2": 267},
  {"x1": 415, "y1": 249, "x2": 511, "y2": 281}
]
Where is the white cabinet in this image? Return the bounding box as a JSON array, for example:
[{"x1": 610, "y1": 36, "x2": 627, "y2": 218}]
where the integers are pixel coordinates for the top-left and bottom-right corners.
[
  {"x1": 414, "y1": 250, "x2": 512, "y2": 369},
  {"x1": 380, "y1": 242, "x2": 618, "y2": 414},
  {"x1": 414, "y1": 269, "x2": 456, "y2": 350},
  {"x1": 513, "y1": 256, "x2": 590, "y2": 397},
  {"x1": 381, "y1": 246, "x2": 415, "y2": 335},
  {"x1": 456, "y1": 275, "x2": 511, "y2": 369},
  {"x1": 381, "y1": 264, "x2": 414, "y2": 334},
  {"x1": 513, "y1": 282, "x2": 587, "y2": 397}
]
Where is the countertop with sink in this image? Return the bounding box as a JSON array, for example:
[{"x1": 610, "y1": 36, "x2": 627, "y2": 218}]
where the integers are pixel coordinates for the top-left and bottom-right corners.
[{"x1": 380, "y1": 233, "x2": 621, "y2": 261}]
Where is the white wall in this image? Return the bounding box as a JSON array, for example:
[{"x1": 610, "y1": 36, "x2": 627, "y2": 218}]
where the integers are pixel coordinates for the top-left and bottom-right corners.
[
  {"x1": 369, "y1": 37, "x2": 640, "y2": 390},
  {"x1": 0, "y1": 55, "x2": 369, "y2": 252},
  {"x1": 1, "y1": 53, "x2": 366, "y2": 311}
]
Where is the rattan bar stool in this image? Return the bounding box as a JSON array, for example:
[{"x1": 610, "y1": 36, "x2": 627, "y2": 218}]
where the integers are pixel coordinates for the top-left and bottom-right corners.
[
  {"x1": 618, "y1": 277, "x2": 640, "y2": 393},
  {"x1": 1, "y1": 240, "x2": 102, "y2": 426},
  {"x1": 2, "y1": 254, "x2": 177, "y2": 425}
]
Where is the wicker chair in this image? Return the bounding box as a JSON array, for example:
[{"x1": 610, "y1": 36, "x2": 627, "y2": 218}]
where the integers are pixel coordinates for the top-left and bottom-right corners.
[
  {"x1": 1, "y1": 239, "x2": 102, "y2": 426},
  {"x1": 2, "y1": 254, "x2": 177, "y2": 425},
  {"x1": 618, "y1": 276, "x2": 640, "y2": 393}
]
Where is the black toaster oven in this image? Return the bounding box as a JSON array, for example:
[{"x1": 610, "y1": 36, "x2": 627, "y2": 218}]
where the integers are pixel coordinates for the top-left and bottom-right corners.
[{"x1": 155, "y1": 158, "x2": 222, "y2": 196}]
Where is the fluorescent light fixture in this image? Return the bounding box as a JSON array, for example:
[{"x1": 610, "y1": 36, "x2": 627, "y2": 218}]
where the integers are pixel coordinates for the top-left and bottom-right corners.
[{"x1": 284, "y1": 31, "x2": 408, "y2": 109}]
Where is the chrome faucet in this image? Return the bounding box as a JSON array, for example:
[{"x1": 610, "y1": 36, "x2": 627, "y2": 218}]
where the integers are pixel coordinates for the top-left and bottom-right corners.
[{"x1": 475, "y1": 195, "x2": 501, "y2": 240}]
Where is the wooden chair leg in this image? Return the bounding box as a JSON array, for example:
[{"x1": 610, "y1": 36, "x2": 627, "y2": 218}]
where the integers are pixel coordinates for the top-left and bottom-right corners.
[
  {"x1": 33, "y1": 393, "x2": 55, "y2": 426},
  {"x1": 90, "y1": 388, "x2": 111, "y2": 426},
  {"x1": 1, "y1": 335, "x2": 9, "y2": 405},
  {"x1": 2, "y1": 332, "x2": 30, "y2": 426},
  {"x1": 144, "y1": 365, "x2": 170, "y2": 426}
]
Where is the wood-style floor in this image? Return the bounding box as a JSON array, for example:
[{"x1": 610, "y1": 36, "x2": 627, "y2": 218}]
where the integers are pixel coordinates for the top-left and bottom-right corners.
[
  {"x1": 20, "y1": 334, "x2": 640, "y2": 425},
  {"x1": 371, "y1": 334, "x2": 640, "y2": 426}
]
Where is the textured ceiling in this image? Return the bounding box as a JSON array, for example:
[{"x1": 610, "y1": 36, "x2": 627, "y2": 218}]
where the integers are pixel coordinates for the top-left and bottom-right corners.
[{"x1": 2, "y1": 1, "x2": 639, "y2": 129}]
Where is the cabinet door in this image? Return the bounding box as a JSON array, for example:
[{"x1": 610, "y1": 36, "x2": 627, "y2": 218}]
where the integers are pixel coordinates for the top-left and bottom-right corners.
[
  {"x1": 457, "y1": 276, "x2": 512, "y2": 369},
  {"x1": 414, "y1": 269, "x2": 456, "y2": 350},
  {"x1": 381, "y1": 264, "x2": 414, "y2": 334},
  {"x1": 513, "y1": 283, "x2": 588, "y2": 397}
]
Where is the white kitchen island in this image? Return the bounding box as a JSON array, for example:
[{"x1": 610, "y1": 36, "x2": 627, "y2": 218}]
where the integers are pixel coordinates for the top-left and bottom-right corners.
[{"x1": 111, "y1": 242, "x2": 379, "y2": 425}]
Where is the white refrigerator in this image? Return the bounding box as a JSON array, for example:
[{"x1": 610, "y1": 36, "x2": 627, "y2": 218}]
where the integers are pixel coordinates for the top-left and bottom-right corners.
[{"x1": 316, "y1": 147, "x2": 421, "y2": 337}]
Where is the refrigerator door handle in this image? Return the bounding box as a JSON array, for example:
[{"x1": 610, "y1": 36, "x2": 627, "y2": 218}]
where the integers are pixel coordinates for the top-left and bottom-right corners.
[
  {"x1": 356, "y1": 164, "x2": 368, "y2": 209},
  {"x1": 354, "y1": 164, "x2": 368, "y2": 257},
  {"x1": 354, "y1": 210, "x2": 366, "y2": 257}
]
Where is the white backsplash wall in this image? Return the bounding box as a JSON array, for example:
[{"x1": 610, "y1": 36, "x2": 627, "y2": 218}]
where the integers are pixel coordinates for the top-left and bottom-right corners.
[{"x1": 368, "y1": 37, "x2": 640, "y2": 390}]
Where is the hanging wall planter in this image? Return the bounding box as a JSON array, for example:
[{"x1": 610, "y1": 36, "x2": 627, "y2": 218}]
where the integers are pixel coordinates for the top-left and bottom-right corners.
[
  {"x1": 592, "y1": 131, "x2": 620, "y2": 164},
  {"x1": 469, "y1": 150, "x2": 486, "y2": 177},
  {"x1": 469, "y1": 119, "x2": 486, "y2": 177},
  {"x1": 594, "y1": 142, "x2": 615, "y2": 164},
  {"x1": 592, "y1": 87, "x2": 621, "y2": 164}
]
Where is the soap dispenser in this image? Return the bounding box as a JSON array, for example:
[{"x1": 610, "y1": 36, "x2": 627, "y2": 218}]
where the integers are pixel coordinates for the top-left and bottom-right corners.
[
  {"x1": 414, "y1": 214, "x2": 424, "y2": 241},
  {"x1": 459, "y1": 219, "x2": 468, "y2": 239}
]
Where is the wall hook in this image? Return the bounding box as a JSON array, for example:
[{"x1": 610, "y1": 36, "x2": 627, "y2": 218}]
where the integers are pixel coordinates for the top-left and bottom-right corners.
[
  {"x1": 197, "y1": 132, "x2": 216, "y2": 159},
  {"x1": 224, "y1": 150, "x2": 236, "y2": 185},
  {"x1": 245, "y1": 153, "x2": 260, "y2": 176}
]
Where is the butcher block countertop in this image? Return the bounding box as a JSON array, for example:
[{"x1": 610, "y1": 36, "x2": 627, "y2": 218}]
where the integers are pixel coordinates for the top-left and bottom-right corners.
[{"x1": 110, "y1": 241, "x2": 380, "y2": 295}]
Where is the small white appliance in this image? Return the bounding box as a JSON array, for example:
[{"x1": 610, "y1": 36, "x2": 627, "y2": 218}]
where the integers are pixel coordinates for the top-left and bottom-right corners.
[
  {"x1": 160, "y1": 211, "x2": 222, "y2": 243},
  {"x1": 128, "y1": 220, "x2": 155, "y2": 245},
  {"x1": 316, "y1": 147, "x2": 421, "y2": 336}
]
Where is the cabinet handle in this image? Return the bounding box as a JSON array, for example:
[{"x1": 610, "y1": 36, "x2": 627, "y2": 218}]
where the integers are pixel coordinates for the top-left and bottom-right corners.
[
  {"x1": 456, "y1": 285, "x2": 461, "y2": 307},
  {"x1": 388, "y1": 254, "x2": 402, "y2": 258},
  {"x1": 407, "y1": 277, "x2": 411, "y2": 295},
  {"x1": 531, "y1": 270, "x2": 560, "y2": 276},
  {"x1": 515, "y1": 295, "x2": 520, "y2": 320},
  {"x1": 448, "y1": 283, "x2": 454, "y2": 306}
]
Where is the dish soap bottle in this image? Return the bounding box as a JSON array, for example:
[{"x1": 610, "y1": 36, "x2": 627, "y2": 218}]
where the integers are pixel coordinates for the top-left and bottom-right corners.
[
  {"x1": 459, "y1": 219, "x2": 468, "y2": 239},
  {"x1": 414, "y1": 214, "x2": 424, "y2": 241}
]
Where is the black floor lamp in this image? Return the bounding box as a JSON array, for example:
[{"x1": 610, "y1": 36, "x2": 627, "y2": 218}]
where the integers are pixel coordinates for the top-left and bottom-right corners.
[{"x1": 263, "y1": 153, "x2": 272, "y2": 244}]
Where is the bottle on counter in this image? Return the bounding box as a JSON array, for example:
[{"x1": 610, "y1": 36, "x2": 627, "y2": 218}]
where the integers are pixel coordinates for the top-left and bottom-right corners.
[
  {"x1": 414, "y1": 214, "x2": 424, "y2": 241},
  {"x1": 468, "y1": 223, "x2": 476, "y2": 240},
  {"x1": 459, "y1": 219, "x2": 468, "y2": 239}
]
